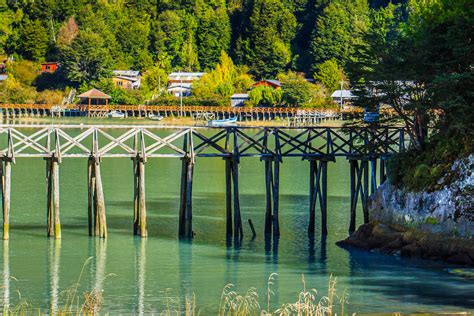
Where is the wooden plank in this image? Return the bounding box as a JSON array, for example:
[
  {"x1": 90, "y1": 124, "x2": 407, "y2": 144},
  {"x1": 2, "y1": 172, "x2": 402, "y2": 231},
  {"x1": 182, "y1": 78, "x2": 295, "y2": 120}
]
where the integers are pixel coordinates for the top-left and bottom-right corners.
[
  {"x1": 138, "y1": 159, "x2": 147, "y2": 237},
  {"x1": 52, "y1": 159, "x2": 61, "y2": 239}
]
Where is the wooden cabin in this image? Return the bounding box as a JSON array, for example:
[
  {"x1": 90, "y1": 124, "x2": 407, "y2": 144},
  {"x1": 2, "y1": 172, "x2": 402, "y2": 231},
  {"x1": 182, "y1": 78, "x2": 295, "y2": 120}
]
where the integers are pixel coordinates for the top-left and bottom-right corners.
[
  {"x1": 113, "y1": 70, "x2": 141, "y2": 90},
  {"x1": 41, "y1": 62, "x2": 60, "y2": 73},
  {"x1": 78, "y1": 89, "x2": 111, "y2": 113}
]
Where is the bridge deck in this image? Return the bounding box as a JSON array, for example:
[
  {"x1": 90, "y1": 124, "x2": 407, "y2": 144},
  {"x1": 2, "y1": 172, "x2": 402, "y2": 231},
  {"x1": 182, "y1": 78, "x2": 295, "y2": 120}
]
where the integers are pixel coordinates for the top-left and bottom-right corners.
[{"x1": 0, "y1": 125, "x2": 405, "y2": 160}]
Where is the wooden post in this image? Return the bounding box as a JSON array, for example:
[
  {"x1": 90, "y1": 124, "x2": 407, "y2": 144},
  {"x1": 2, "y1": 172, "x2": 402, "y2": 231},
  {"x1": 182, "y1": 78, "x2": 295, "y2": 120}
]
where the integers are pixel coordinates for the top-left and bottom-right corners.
[
  {"x1": 94, "y1": 161, "x2": 107, "y2": 238},
  {"x1": 264, "y1": 159, "x2": 272, "y2": 236},
  {"x1": 308, "y1": 160, "x2": 316, "y2": 235},
  {"x1": 370, "y1": 158, "x2": 377, "y2": 195},
  {"x1": 308, "y1": 159, "x2": 329, "y2": 236},
  {"x1": 179, "y1": 157, "x2": 194, "y2": 238},
  {"x1": 232, "y1": 158, "x2": 242, "y2": 240},
  {"x1": 46, "y1": 157, "x2": 61, "y2": 239},
  {"x1": 349, "y1": 160, "x2": 357, "y2": 234},
  {"x1": 380, "y1": 157, "x2": 386, "y2": 184},
  {"x1": 133, "y1": 157, "x2": 139, "y2": 235},
  {"x1": 87, "y1": 158, "x2": 94, "y2": 236},
  {"x1": 52, "y1": 159, "x2": 61, "y2": 239},
  {"x1": 2, "y1": 160, "x2": 11, "y2": 240},
  {"x1": 362, "y1": 160, "x2": 369, "y2": 224},
  {"x1": 138, "y1": 158, "x2": 147, "y2": 237},
  {"x1": 225, "y1": 158, "x2": 232, "y2": 237},
  {"x1": 320, "y1": 160, "x2": 328, "y2": 235},
  {"x1": 272, "y1": 159, "x2": 280, "y2": 237}
]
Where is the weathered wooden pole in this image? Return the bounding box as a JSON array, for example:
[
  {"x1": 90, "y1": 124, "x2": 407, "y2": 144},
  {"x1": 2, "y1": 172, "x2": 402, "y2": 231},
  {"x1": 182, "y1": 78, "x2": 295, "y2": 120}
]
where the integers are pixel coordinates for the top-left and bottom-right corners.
[
  {"x1": 362, "y1": 160, "x2": 369, "y2": 224},
  {"x1": 264, "y1": 159, "x2": 273, "y2": 236},
  {"x1": 94, "y1": 160, "x2": 107, "y2": 238},
  {"x1": 320, "y1": 160, "x2": 328, "y2": 235},
  {"x1": 2, "y1": 160, "x2": 11, "y2": 240},
  {"x1": 308, "y1": 160, "x2": 316, "y2": 235},
  {"x1": 272, "y1": 159, "x2": 280, "y2": 237},
  {"x1": 380, "y1": 157, "x2": 387, "y2": 184},
  {"x1": 46, "y1": 157, "x2": 61, "y2": 238},
  {"x1": 179, "y1": 132, "x2": 194, "y2": 239},
  {"x1": 349, "y1": 159, "x2": 357, "y2": 234},
  {"x1": 52, "y1": 158, "x2": 61, "y2": 238},
  {"x1": 138, "y1": 157, "x2": 147, "y2": 237},
  {"x1": 133, "y1": 157, "x2": 139, "y2": 236},
  {"x1": 87, "y1": 157, "x2": 95, "y2": 236},
  {"x1": 224, "y1": 158, "x2": 233, "y2": 237},
  {"x1": 232, "y1": 158, "x2": 242, "y2": 240}
]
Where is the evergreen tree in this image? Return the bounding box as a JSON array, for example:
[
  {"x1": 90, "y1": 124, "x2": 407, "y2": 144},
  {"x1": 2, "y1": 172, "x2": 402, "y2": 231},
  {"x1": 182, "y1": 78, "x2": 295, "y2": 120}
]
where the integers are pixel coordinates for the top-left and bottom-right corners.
[
  {"x1": 20, "y1": 19, "x2": 49, "y2": 61},
  {"x1": 196, "y1": 6, "x2": 231, "y2": 70},
  {"x1": 246, "y1": 0, "x2": 297, "y2": 77},
  {"x1": 310, "y1": 0, "x2": 370, "y2": 69}
]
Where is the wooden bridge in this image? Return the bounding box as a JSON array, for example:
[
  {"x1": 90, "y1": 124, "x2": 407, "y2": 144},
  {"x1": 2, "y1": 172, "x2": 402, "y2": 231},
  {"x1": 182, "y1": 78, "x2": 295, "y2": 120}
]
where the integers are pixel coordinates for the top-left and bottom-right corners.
[
  {"x1": 0, "y1": 103, "x2": 354, "y2": 122},
  {"x1": 0, "y1": 124, "x2": 406, "y2": 242}
]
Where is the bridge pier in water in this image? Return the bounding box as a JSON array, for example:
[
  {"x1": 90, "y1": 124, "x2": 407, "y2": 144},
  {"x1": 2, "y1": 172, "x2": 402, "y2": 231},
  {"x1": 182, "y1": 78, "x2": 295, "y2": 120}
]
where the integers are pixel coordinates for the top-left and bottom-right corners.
[
  {"x1": 0, "y1": 125, "x2": 402, "y2": 240},
  {"x1": 87, "y1": 156, "x2": 107, "y2": 238},
  {"x1": 46, "y1": 157, "x2": 61, "y2": 238}
]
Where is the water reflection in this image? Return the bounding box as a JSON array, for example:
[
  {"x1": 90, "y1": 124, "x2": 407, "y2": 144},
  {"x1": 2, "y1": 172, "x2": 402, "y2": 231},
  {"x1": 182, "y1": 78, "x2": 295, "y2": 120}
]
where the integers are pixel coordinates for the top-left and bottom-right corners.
[
  {"x1": 48, "y1": 239, "x2": 61, "y2": 314},
  {"x1": 134, "y1": 239, "x2": 146, "y2": 315},
  {"x1": 2, "y1": 241, "x2": 9, "y2": 310},
  {"x1": 94, "y1": 239, "x2": 107, "y2": 292}
]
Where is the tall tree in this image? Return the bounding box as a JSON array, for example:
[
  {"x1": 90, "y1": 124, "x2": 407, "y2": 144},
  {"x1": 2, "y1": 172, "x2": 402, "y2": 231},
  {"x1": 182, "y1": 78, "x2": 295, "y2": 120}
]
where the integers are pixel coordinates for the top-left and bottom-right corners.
[
  {"x1": 245, "y1": 0, "x2": 297, "y2": 77},
  {"x1": 310, "y1": 0, "x2": 370, "y2": 70},
  {"x1": 196, "y1": 6, "x2": 231, "y2": 70},
  {"x1": 59, "y1": 30, "x2": 113, "y2": 85},
  {"x1": 20, "y1": 19, "x2": 49, "y2": 61}
]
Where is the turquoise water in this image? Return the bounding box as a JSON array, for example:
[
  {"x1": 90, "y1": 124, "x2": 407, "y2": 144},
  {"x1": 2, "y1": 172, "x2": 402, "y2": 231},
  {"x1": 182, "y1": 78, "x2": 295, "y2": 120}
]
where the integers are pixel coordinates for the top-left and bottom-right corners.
[{"x1": 0, "y1": 124, "x2": 473, "y2": 314}]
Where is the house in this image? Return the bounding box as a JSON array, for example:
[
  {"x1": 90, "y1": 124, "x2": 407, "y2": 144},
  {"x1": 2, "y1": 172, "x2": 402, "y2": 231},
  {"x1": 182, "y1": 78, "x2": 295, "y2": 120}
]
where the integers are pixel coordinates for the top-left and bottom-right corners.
[
  {"x1": 0, "y1": 75, "x2": 7, "y2": 82},
  {"x1": 168, "y1": 72, "x2": 205, "y2": 84},
  {"x1": 113, "y1": 70, "x2": 141, "y2": 90},
  {"x1": 330, "y1": 90, "x2": 356, "y2": 102},
  {"x1": 253, "y1": 79, "x2": 281, "y2": 89},
  {"x1": 167, "y1": 72, "x2": 205, "y2": 97},
  {"x1": 167, "y1": 83, "x2": 193, "y2": 97},
  {"x1": 41, "y1": 62, "x2": 60, "y2": 73},
  {"x1": 230, "y1": 94, "x2": 249, "y2": 107}
]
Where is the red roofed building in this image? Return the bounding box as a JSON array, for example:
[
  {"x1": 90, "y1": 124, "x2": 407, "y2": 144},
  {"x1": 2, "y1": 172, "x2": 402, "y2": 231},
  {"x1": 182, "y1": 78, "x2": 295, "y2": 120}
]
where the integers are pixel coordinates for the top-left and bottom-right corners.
[
  {"x1": 253, "y1": 79, "x2": 281, "y2": 89},
  {"x1": 41, "y1": 62, "x2": 60, "y2": 73}
]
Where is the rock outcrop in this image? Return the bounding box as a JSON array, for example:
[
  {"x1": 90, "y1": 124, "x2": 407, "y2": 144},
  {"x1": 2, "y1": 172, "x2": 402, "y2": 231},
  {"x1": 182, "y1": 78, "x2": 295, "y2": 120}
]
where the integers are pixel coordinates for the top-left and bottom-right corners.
[{"x1": 338, "y1": 155, "x2": 474, "y2": 265}]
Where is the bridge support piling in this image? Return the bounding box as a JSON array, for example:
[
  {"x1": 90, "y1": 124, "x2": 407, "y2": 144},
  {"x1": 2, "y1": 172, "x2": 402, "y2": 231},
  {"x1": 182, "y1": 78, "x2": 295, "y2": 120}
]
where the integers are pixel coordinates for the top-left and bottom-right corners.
[
  {"x1": 88, "y1": 157, "x2": 107, "y2": 238},
  {"x1": 224, "y1": 157, "x2": 242, "y2": 241},
  {"x1": 2, "y1": 159, "x2": 11, "y2": 240},
  {"x1": 264, "y1": 158, "x2": 280, "y2": 237},
  {"x1": 308, "y1": 159, "x2": 330, "y2": 236},
  {"x1": 348, "y1": 158, "x2": 370, "y2": 234},
  {"x1": 179, "y1": 156, "x2": 194, "y2": 239},
  {"x1": 133, "y1": 156, "x2": 148, "y2": 237},
  {"x1": 46, "y1": 157, "x2": 61, "y2": 238}
]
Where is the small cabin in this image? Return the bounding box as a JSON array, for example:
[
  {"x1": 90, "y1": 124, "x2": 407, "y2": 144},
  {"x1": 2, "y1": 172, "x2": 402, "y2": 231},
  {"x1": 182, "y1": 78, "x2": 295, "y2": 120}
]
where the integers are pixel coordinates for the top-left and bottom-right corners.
[
  {"x1": 167, "y1": 83, "x2": 192, "y2": 97},
  {"x1": 230, "y1": 93, "x2": 249, "y2": 107},
  {"x1": 41, "y1": 62, "x2": 60, "y2": 73},
  {"x1": 113, "y1": 70, "x2": 141, "y2": 90},
  {"x1": 78, "y1": 89, "x2": 112, "y2": 113},
  {"x1": 253, "y1": 79, "x2": 281, "y2": 89}
]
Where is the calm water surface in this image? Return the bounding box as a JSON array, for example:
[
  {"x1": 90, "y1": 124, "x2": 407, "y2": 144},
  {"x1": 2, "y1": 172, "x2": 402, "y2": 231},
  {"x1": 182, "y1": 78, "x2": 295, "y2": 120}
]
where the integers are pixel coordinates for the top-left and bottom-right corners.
[{"x1": 1, "y1": 122, "x2": 473, "y2": 313}]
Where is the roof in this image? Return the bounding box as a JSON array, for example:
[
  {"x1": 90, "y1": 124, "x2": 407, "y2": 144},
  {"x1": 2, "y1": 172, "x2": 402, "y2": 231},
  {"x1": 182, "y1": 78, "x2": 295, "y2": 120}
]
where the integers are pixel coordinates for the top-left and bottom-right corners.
[
  {"x1": 330, "y1": 90, "x2": 356, "y2": 99},
  {"x1": 114, "y1": 76, "x2": 140, "y2": 82},
  {"x1": 265, "y1": 79, "x2": 281, "y2": 87},
  {"x1": 113, "y1": 70, "x2": 140, "y2": 78},
  {"x1": 78, "y1": 89, "x2": 111, "y2": 99},
  {"x1": 167, "y1": 83, "x2": 193, "y2": 89},
  {"x1": 168, "y1": 72, "x2": 205, "y2": 81},
  {"x1": 231, "y1": 93, "x2": 249, "y2": 99},
  {"x1": 41, "y1": 62, "x2": 59, "y2": 65}
]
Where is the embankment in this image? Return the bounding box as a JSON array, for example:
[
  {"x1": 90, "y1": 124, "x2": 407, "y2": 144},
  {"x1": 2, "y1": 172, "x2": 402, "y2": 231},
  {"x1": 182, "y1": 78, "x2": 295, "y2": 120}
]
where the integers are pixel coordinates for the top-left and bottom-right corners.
[{"x1": 338, "y1": 155, "x2": 474, "y2": 265}]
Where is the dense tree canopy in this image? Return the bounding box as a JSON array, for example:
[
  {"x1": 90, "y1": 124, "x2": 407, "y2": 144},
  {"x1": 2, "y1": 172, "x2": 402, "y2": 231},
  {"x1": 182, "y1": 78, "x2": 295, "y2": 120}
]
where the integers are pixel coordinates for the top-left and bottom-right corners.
[{"x1": 0, "y1": 0, "x2": 402, "y2": 79}]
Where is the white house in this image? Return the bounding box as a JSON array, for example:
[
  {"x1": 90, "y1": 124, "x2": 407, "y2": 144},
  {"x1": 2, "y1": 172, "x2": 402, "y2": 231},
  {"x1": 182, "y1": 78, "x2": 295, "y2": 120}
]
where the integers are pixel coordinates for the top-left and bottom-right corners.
[
  {"x1": 167, "y1": 83, "x2": 193, "y2": 97},
  {"x1": 230, "y1": 94, "x2": 249, "y2": 107}
]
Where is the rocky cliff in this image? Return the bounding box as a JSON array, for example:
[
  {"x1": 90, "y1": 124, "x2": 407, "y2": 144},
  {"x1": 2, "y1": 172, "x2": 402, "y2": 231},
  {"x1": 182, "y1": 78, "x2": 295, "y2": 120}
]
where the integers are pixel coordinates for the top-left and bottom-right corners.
[{"x1": 338, "y1": 155, "x2": 474, "y2": 265}]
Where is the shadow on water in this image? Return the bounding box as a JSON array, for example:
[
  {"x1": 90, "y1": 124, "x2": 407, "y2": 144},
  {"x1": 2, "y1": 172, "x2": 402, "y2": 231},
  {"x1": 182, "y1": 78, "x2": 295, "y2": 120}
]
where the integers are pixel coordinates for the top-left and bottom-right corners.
[{"x1": 342, "y1": 246, "x2": 474, "y2": 309}]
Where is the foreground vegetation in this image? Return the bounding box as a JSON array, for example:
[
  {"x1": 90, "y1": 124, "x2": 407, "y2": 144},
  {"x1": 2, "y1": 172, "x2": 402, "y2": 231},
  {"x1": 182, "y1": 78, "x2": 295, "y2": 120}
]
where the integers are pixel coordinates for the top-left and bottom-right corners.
[{"x1": 2, "y1": 268, "x2": 346, "y2": 315}]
